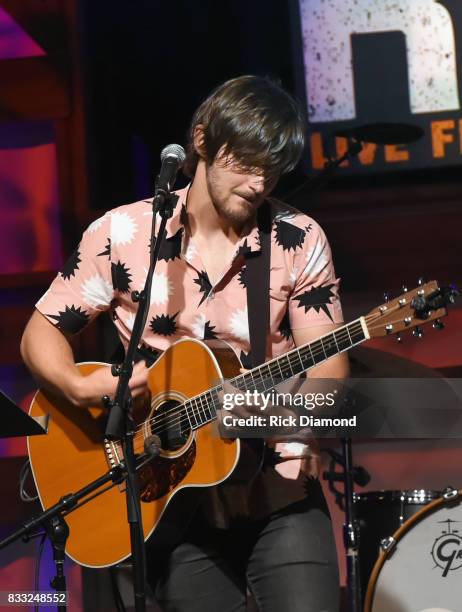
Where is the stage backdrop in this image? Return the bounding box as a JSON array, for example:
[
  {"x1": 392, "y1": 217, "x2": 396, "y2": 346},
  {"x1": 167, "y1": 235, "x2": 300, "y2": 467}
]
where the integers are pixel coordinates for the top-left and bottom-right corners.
[{"x1": 293, "y1": 0, "x2": 462, "y2": 173}]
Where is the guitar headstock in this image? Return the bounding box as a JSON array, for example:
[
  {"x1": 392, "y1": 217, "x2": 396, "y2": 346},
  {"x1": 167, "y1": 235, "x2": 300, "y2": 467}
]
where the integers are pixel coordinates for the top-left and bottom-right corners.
[{"x1": 365, "y1": 281, "x2": 458, "y2": 339}]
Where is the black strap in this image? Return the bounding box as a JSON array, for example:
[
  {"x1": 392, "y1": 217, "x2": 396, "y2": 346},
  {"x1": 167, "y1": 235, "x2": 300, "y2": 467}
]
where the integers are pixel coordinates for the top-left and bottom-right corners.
[{"x1": 245, "y1": 202, "x2": 272, "y2": 368}]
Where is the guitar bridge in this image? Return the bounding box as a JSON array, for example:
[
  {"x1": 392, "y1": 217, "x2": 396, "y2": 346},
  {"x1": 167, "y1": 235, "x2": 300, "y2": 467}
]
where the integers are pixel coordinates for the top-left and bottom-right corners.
[{"x1": 104, "y1": 438, "x2": 123, "y2": 469}]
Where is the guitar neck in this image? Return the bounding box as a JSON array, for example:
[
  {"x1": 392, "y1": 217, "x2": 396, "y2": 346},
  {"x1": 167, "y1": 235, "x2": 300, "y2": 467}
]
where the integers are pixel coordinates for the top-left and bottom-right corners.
[{"x1": 180, "y1": 317, "x2": 369, "y2": 431}]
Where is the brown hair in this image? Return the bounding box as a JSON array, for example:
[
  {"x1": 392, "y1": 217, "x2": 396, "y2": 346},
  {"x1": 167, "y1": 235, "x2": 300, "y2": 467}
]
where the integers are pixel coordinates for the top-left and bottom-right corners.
[{"x1": 183, "y1": 75, "x2": 305, "y2": 178}]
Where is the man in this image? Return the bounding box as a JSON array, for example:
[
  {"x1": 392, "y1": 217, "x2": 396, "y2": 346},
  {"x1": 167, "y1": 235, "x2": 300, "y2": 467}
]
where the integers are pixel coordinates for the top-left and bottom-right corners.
[{"x1": 21, "y1": 75, "x2": 349, "y2": 611}]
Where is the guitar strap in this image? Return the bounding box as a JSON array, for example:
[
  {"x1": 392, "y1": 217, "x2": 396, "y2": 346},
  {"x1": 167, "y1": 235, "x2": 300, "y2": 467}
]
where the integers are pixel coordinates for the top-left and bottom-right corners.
[{"x1": 244, "y1": 201, "x2": 272, "y2": 367}]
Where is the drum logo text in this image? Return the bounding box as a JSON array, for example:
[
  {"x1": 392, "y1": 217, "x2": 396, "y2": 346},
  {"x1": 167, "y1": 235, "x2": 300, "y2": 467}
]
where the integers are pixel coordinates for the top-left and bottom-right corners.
[{"x1": 431, "y1": 519, "x2": 462, "y2": 577}]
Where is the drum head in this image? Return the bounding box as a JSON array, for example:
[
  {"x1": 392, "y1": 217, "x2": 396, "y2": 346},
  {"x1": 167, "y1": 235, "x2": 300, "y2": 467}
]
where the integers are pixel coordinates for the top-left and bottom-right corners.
[{"x1": 367, "y1": 491, "x2": 462, "y2": 612}]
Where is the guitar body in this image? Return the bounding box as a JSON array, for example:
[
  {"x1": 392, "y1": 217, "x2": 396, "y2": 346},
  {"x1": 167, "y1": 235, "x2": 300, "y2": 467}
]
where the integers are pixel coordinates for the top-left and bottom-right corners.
[{"x1": 28, "y1": 338, "x2": 242, "y2": 568}]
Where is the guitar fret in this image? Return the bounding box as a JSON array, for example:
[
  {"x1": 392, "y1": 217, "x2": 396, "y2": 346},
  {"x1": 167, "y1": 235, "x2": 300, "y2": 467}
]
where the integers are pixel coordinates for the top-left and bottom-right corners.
[
  {"x1": 198, "y1": 396, "x2": 207, "y2": 423},
  {"x1": 286, "y1": 354, "x2": 295, "y2": 377},
  {"x1": 267, "y1": 364, "x2": 276, "y2": 389},
  {"x1": 320, "y1": 334, "x2": 338, "y2": 359},
  {"x1": 188, "y1": 399, "x2": 199, "y2": 429},
  {"x1": 332, "y1": 332, "x2": 340, "y2": 352},
  {"x1": 203, "y1": 392, "x2": 213, "y2": 421},
  {"x1": 348, "y1": 321, "x2": 365, "y2": 344},
  {"x1": 319, "y1": 337, "x2": 328, "y2": 359},
  {"x1": 208, "y1": 389, "x2": 221, "y2": 422},
  {"x1": 182, "y1": 404, "x2": 193, "y2": 429},
  {"x1": 291, "y1": 349, "x2": 305, "y2": 374},
  {"x1": 313, "y1": 340, "x2": 325, "y2": 363},
  {"x1": 275, "y1": 358, "x2": 285, "y2": 380},
  {"x1": 250, "y1": 367, "x2": 264, "y2": 393},
  {"x1": 307, "y1": 343, "x2": 316, "y2": 366},
  {"x1": 194, "y1": 398, "x2": 205, "y2": 427},
  {"x1": 335, "y1": 327, "x2": 352, "y2": 352},
  {"x1": 345, "y1": 324, "x2": 353, "y2": 345}
]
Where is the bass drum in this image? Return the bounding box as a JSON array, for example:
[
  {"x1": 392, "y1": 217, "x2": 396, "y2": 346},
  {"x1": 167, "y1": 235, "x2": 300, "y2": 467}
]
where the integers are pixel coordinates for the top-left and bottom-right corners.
[
  {"x1": 365, "y1": 489, "x2": 462, "y2": 612},
  {"x1": 355, "y1": 489, "x2": 440, "y2": 599}
]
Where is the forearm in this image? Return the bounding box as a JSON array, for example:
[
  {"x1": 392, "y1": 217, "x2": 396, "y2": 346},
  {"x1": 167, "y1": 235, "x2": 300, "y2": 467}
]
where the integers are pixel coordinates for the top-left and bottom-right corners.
[
  {"x1": 21, "y1": 310, "x2": 150, "y2": 408},
  {"x1": 20, "y1": 310, "x2": 84, "y2": 406}
]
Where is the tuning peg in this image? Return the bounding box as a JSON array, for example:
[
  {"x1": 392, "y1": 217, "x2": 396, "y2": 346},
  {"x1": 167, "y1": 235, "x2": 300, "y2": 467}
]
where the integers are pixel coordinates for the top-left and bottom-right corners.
[
  {"x1": 412, "y1": 327, "x2": 424, "y2": 338},
  {"x1": 402, "y1": 285, "x2": 408, "y2": 293},
  {"x1": 433, "y1": 319, "x2": 445, "y2": 331},
  {"x1": 396, "y1": 333, "x2": 403, "y2": 343},
  {"x1": 417, "y1": 277, "x2": 426, "y2": 286},
  {"x1": 383, "y1": 291, "x2": 390, "y2": 302}
]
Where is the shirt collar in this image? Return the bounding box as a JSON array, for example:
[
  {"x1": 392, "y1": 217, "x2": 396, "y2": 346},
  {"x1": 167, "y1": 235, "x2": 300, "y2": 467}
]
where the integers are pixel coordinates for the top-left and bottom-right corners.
[{"x1": 166, "y1": 185, "x2": 262, "y2": 255}]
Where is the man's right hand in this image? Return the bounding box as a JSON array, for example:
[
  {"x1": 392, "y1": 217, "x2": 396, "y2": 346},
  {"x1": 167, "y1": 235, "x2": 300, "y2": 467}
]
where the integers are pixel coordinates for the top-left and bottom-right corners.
[{"x1": 72, "y1": 360, "x2": 150, "y2": 408}]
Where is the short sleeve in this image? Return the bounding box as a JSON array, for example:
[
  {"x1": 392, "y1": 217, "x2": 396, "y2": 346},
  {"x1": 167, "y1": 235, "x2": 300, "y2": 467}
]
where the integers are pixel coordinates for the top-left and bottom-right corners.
[
  {"x1": 36, "y1": 212, "x2": 114, "y2": 334},
  {"x1": 288, "y1": 222, "x2": 343, "y2": 330}
]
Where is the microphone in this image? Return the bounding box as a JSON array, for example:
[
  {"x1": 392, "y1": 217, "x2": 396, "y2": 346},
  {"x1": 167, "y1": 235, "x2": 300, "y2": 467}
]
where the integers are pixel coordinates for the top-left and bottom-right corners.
[{"x1": 154, "y1": 144, "x2": 186, "y2": 207}]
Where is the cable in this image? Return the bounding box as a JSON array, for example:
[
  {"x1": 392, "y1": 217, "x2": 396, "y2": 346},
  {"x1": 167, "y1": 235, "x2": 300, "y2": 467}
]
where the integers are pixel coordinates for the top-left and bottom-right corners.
[{"x1": 19, "y1": 459, "x2": 38, "y2": 503}]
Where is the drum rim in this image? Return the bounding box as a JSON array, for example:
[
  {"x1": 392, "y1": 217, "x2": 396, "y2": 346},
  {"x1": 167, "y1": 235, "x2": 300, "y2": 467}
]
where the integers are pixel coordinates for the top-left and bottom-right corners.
[
  {"x1": 363, "y1": 489, "x2": 462, "y2": 612},
  {"x1": 354, "y1": 489, "x2": 441, "y2": 502}
]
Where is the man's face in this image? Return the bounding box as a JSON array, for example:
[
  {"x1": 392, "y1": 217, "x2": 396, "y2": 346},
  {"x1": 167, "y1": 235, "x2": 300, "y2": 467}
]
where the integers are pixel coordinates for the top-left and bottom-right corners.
[{"x1": 205, "y1": 151, "x2": 279, "y2": 225}]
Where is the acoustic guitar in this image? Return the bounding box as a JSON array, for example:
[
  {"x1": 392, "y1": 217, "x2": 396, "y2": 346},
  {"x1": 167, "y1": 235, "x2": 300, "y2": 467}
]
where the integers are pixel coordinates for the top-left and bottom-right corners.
[{"x1": 27, "y1": 281, "x2": 454, "y2": 567}]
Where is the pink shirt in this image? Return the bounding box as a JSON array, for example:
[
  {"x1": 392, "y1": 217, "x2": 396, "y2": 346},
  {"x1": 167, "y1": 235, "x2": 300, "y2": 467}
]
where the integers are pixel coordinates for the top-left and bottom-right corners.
[{"x1": 36, "y1": 186, "x2": 343, "y2": 516}]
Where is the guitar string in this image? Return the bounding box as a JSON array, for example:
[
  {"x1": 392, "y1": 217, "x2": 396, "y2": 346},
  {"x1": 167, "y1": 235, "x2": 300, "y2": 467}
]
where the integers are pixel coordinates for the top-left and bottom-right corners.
[
  {"x1": 132, "y1": 319, "x2": 371, "y2": 444},
  {"x1": 131, "y1": 297, "x2": 414, "y2": 446},
  {"x1": 130, "y1": 321, "x2": 367, "y2": 446},
  {"x1": 136, "y1": 321, "x2": 363, "y2": 429},
  {"x1": 61, "y1": 303, "x2": 414, "y2": 473},
  {"x1": 58, "y1": 322, "x2": 367, "y2": 475}
]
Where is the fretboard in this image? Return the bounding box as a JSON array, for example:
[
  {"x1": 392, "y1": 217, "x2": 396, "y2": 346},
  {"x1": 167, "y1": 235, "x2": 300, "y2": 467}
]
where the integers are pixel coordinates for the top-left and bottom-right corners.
[{"x1": 159, "y1": 317, "x2": 368, "y2": 431}]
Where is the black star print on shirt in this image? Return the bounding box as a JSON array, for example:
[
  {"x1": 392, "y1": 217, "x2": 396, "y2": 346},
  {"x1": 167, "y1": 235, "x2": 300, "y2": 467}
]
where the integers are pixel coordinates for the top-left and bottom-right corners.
[
  {"x1": 157, "y1": 228, "x2": 183, "y2": 262},
  {"x1": 111, "y1": 261, "x2": 132, "y2": 293},
  {"x1": 235, "y1": 239, "x2": 252, "y2": 258},
  {"x1": 294, "y1": 283, "x2": 335, "y2": 322},
  {"x1": 149, "y1": 312, "x2": 179, "y2": 336},
  {"x1": 203, "y1": 320, "x2": 218, "y2": 340},
  {"x1": 238, "y1": 266, "x2": 249, "y2": 288},
  {"x1": 61, "y1": 248, "x2": 81, "y2": 280},
  {"x1": 98, "y1": 238, "x2": 111, "y2": 258},
  {"x1": 278, "y1": 310, "x2": 292, "y2": 340},
  {"x1": 274, "y1": 220, "x2": 309, "y2": 252},
  {"x1": 194, "y1": 271, "x2": 212, "y2": 305},
  {"x1": 47, "y1": 305, "x2": 90, "y2": 334}
]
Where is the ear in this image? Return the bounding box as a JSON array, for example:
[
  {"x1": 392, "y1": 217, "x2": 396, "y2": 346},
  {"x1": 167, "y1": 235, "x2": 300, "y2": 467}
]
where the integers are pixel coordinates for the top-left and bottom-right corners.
[{"x1": 193, "y1": 125, "x2": 206, "y2": 158}]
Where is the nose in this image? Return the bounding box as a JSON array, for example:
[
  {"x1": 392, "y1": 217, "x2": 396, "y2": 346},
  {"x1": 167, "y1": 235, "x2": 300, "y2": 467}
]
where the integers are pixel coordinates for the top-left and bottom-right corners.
[{"x1": 248, "y1": 173, "x2": 266, "y2": 194}]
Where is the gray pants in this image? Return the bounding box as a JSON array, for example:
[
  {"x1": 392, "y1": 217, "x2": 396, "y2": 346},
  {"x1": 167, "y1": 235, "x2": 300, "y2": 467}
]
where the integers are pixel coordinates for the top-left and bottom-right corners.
[{"x1": 149, "y1": 481, "x2": 339, "y2": 612}]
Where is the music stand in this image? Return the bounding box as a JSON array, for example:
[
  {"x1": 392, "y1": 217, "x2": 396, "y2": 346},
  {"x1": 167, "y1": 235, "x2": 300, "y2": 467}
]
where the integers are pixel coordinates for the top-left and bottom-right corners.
[{"x1": 0, "y1": 389, "x2": 48, "y2": 438}]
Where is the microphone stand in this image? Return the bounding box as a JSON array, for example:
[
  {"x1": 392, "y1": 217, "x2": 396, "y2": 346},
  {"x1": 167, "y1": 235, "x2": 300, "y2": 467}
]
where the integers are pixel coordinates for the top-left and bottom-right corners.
[
  {"x1": 284, "y1": 140, "x2": 363, "y2": 204},
  {"x1": 103, "y1": 181, "x2": 178, "y2": 612},
  {"x1": 342, "y1": 437, "x2": 362, "y2": 612},
  {"x1": 0, "y1": 465, "x2": 126, "y2": 611}
]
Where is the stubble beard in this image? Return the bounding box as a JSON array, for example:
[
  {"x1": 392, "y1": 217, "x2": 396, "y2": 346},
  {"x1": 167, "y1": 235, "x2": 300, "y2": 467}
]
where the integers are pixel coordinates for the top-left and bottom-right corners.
[
  {"x1": 212, "y1": 195, "x2": 257, "y2": 225},
  {"x1": 206, "y1": 173, "x2": 258, "y2": 226}
]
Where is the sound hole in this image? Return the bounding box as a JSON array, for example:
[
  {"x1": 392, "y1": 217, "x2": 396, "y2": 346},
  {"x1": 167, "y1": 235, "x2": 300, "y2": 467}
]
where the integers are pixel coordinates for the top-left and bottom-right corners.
[{"x1": 154, "y1": 399, "x2": 191, "y2": 452}]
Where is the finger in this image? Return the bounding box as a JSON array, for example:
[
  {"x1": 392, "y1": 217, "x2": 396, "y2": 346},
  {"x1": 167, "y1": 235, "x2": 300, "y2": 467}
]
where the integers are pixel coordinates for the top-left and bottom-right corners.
[
  {"x1": 130, "y1": 364, "x2": 149, "y2": 387},
  {"x1": 131, "y1": 385, "x2": 149, "y2": 398},
  {"x1": 129, "y1": 377, "x2": 149, "y2": 394},
  {"x1": 133, "y1": 361, "x2": 149, "y2": 376},
  {"x1": 223, "y1": 380, "x2": 240, "y2": 394}
]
